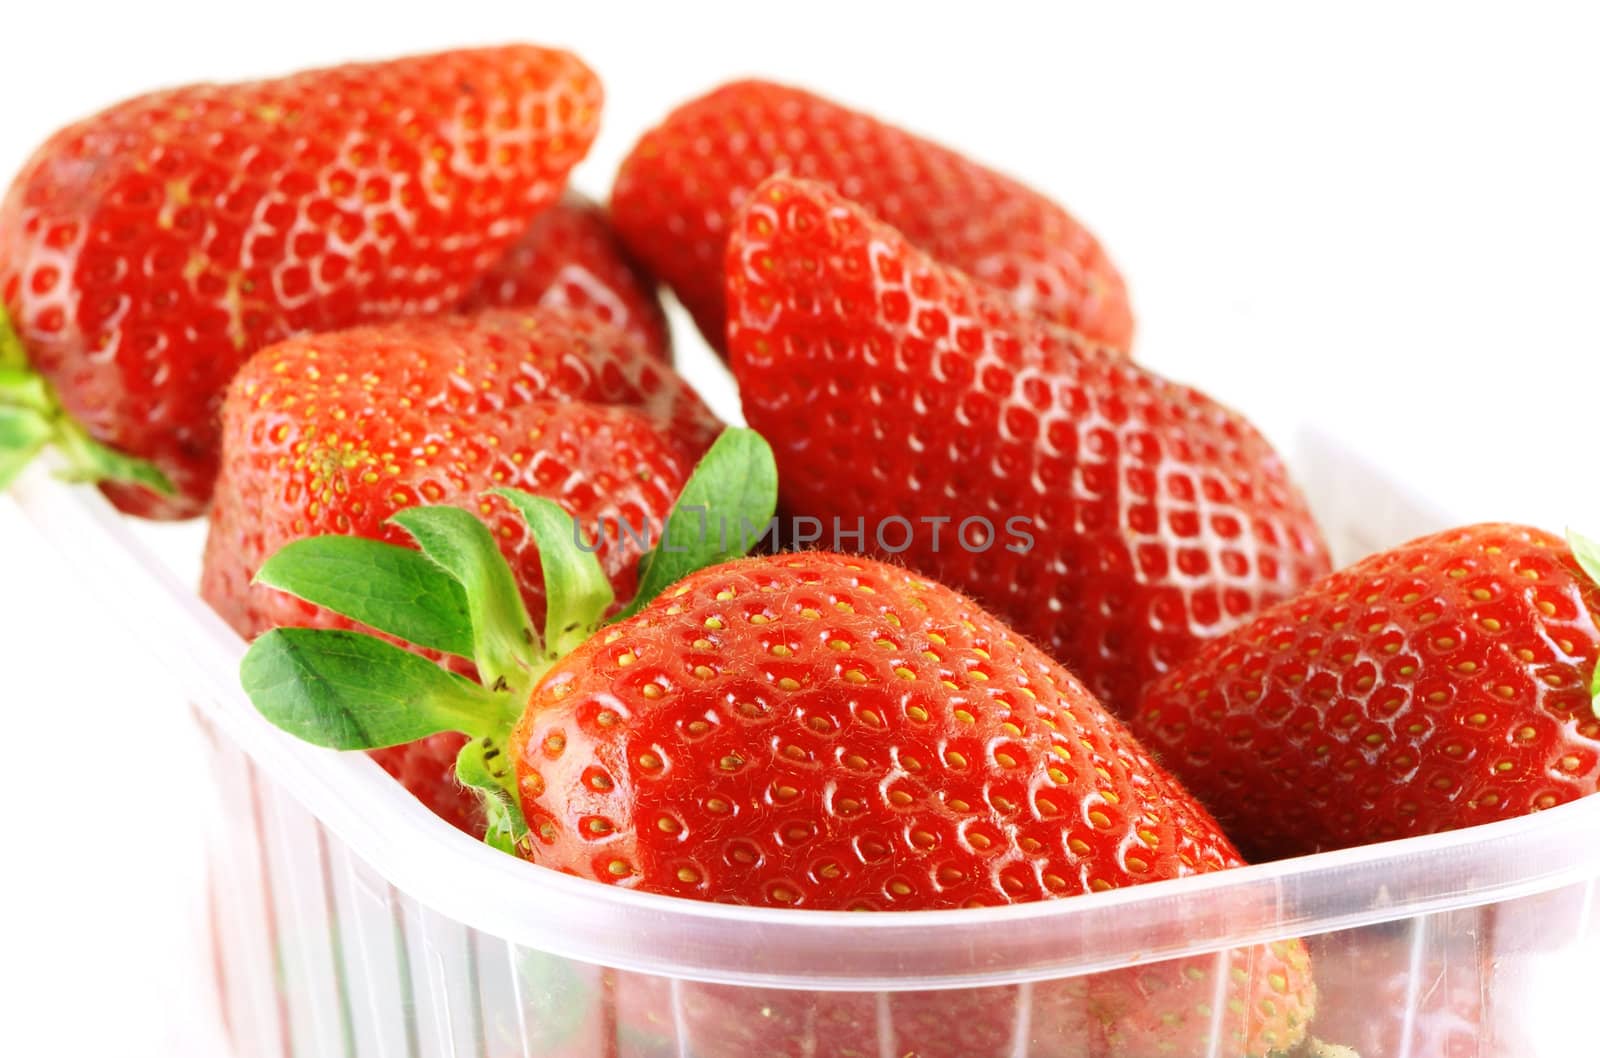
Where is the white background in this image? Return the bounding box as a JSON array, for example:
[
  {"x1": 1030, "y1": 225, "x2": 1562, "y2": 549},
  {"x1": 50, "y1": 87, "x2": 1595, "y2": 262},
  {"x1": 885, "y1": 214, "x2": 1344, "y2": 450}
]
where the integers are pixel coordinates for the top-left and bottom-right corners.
[{"x1": 3, "y1": 2, "x2": 1599, "y2": 1054}]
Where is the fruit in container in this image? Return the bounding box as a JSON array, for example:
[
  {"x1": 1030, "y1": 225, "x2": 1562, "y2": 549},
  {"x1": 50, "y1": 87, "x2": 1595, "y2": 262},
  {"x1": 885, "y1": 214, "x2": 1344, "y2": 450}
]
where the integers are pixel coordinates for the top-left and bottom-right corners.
[
  {"x1": 201, "y1": 306, "x2": 719, "y2": 831},
  {"x1": 1131, "y1": 523, "x2": 1600, "y2": 861},
  {"x1": 237, "y1": 465, "x2": 1318, "y2": 1055},
  {"x1": 1308, "y1": 922, "x2": 1493, "y2": 1058},
  {"x1": 0, "y1": 45, "x2": 601, "y2": 517},
  {"x1": 726, "y1": 174, "x2": 1331, "y2": 714},
  {"x1": 611, "y1": 79, "x2": 1134, "y2": 355}
]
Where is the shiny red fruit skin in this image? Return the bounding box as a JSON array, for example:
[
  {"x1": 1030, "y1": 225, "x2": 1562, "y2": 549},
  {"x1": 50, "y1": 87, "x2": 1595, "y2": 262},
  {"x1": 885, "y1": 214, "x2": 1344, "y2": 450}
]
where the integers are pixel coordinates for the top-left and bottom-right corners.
[
  {"x1": 517, "y1": 551, "x2": 1315, "y2": 1055},
  {"x1": 458, "y1": 191, "x2": 671, "y2": 362},
  {"x1": 1132, "y1": 523, "x2": 1600, "y2": 861},
  {"x1": 726, "y1": 176, "x2": 1330, "y2": 714},
  {"x1": 201, "y1": 308, "x2": 718, "y2": 833},
  {"x1": 514, "y1": 551, "x2": 1236, "y2": 907},
  {"x1": 0, "y1": 45, "x2": 601, "y2": 518},
  {"x1": 611, "y1": 80, "x2": 1132, "y2": 356}
]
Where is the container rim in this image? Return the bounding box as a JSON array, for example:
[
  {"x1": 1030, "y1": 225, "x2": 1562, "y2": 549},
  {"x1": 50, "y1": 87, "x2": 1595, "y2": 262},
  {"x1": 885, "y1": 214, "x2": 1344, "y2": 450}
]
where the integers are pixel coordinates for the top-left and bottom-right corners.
[{"x1": 16, "y1": 466, "x2": 1600, "y2": 991}]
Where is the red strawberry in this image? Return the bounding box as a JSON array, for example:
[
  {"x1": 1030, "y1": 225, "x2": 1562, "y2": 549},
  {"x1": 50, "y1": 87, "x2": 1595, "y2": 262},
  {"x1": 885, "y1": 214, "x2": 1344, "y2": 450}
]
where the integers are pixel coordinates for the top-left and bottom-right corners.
[
  {"x1": 1308, "y1": 924, "x2": 1492, "y2": 1058},
  {"x1": 726, "y1": 176, "x2": 1330, "y2": 713},
  {"x1": 515, "y1": 551, "x2": 1244, "y2": 906},
  {"x1": 202, "y1": 307, "x2": 715, "y2": 635},
  {"x1": 0, "y1": 45, "x2": 601, "y2": 518},
  {"x1": 458, "y1": 191, "x2": 671, "y2": 361},
  {"x1": 367, "y1": 729, "x2": 483, "y2": 836},
  {"x1": 520, "y1": 552, "x2": 1314, "y2": 1055},
  {"x1": 611, "y1": 79, "x2": 1133, "y2": 355},
  {"x1": 202, "y1": 307, "x2": 719, "y2": 831},
  {"x1": 1131, "y1": 524, "x2": 1600, "y2": 861},
  {"x1": 243, "y1": 520, "x2": 1318, "y2": 1055}
]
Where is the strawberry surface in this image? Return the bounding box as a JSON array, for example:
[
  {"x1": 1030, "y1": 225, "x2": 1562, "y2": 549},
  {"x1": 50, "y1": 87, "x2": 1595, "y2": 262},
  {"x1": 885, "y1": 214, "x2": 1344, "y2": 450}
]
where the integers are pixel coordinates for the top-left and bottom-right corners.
[
  {"x1": 726, "y1": 176, "x2": 1330, "y2": 713},
  {"x1": 1131, "y1": 523, "x2": 1600, "y2": 861},
  {"x1": 513, "y1": 551, "x2": 1315, "y2": 1055},
  {"x1": 0, "y1": 45, "x2": 600, "y2": 518},
  {"x1": 611, "y1": 80, "x2": 1132, "y2": 355},
  {"x1": 203, "y1": 308, "x2": 718, "y2": 832},
  {"x1": 458, "y1": 191, "x2": 670, "y2": 361}
]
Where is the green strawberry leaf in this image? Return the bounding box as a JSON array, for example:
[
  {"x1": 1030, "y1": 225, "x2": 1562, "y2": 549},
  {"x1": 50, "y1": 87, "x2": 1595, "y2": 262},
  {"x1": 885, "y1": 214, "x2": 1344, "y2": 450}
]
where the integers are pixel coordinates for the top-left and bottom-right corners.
[
  {"x1": 0, "y1": 307, "x2": 173, "y2": 496},
  {"x1": 615, "y1": 427, "x2": 778, "y2": 621},
  {"x1": 389, "y1": 505, "x2": 540, "y2": 692},
  {"x1": 241, "y1": 628, "x2": 506, "y2": 749},
  {"x1": 1569, "y1": 531, "x2": 1600, "y2": 589},
  {"x1": 50, "y1": 413, "x2": 176, "y2": 494},
  {"x1": 0, "y1": 406, "x2": 53, "y2": 492},
  {"x1": 1568, "y1": 531, "x2": 1600, "y2": 716},
  {"x1": 239, "y1": 427, "x2": 782, "y2": 860},
  {"x1": 490, "y1": 489, "x2": 614, "y2": 658},
  {"x1": 0, "y1": 366, "x2": 53, "y2": 412},
  {"x1": 254, "y1": 536, "x2": 474, "y2": 659},
  {"x1": 455, "y1": 736, "x2": 529, "y2": 856},
  {"x1": 0, "y1": 401, "x2": 175, "y2": 496}
]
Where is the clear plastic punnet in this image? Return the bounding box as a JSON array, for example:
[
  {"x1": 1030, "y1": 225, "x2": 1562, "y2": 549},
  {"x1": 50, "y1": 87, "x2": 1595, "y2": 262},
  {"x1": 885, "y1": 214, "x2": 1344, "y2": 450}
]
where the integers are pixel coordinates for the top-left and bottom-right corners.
[{"x1": 12, "y1": 425, "x2": 1600, "y2": 1058}]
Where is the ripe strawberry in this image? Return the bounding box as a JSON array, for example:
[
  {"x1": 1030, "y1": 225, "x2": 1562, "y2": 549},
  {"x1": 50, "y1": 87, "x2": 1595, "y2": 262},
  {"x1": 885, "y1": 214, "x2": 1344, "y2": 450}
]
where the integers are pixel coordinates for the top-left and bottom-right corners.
[
  {"x1": 611, "y1": 80, "x2": 1133, "y2": 355},
  {"x1": 240, "y1": 507, "x2": 1318, "y2": 1055},
  {"x1": 458, "y1": 191, "x2": 670, "y2": 361},
  {"x1": 1131, "y1": 524, "x2": 1600, "y2": 861},
  {"x1": 1308, "y1": 925, "x2": 1491, "y2": 1058},
  {"x1": 726, "y1": 176, "x2": 1330, "y2": 713},
  {"x1": 203, "y1": 307, "x2": 719, "y2": 831},
  {"x1": 0, "y1": 45, "x2": 601, "y2": 518},
  {"x1": 517, "y1": 553, "x2": 1314, "y2": 1055},
  {"x1": 202, "y1": 307, "x2": 715, "y2": 635},
  {"x1": 515, "y1": 551, "x2": 1244, "y2": 906}
]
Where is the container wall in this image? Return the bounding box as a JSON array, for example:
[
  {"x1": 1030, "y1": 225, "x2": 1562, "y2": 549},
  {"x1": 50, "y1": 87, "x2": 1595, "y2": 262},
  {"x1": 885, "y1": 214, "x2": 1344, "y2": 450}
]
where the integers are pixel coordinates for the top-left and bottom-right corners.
[{"x1": 203, "y1": 707, "x2": 1598, "y2": 1058}]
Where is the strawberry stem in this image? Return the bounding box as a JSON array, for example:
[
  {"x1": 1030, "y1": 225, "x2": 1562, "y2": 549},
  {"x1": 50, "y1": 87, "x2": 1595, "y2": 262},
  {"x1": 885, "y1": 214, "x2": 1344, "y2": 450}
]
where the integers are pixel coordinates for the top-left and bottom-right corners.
[
  {"x1": 1566, "y1": 531, "x2": 1600, "y2": 718},
  {"x1": 0, "y1": 306, "x2": 174, "y2": 495},
  {"x1": 240, "y1": 427, "x2": 780, "y2": 855}
]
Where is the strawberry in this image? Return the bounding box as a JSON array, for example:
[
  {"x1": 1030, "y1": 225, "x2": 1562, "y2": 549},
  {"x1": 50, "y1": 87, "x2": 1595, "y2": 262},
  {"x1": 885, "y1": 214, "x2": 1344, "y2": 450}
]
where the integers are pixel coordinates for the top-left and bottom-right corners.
[
  {"x1": 1307, "y1": 924, "x2": 1491, "y2": 1058},
  {"x1": 726, "y1": 176, "x2": 1330, "y2": 713},
  {"x1": 0, "y1": 45, "x2": 601, "y2": 518},
  {"x1": 202, "y1": 306, "x2": 716, "y2": 637},
  {"x1": 202, "y1": 307, "x2": 720, "y2": 831},
  {"x1": 238, "y1": 492, "x2": 1317, "y2": 1056},
  {"x1": 512, "y1": 551, "x2": 1243, "y2": 906},
  {"x1": 610, "y1": 79, "x2": 1133, "y2": 355},
  {"x1": 1130, "y1": 524, "x2": 1600, "y2": 861},
  {"x1": 367, "y1": 728, "x2": 483, "y2": 837},
  {"x1": 458, "y1": 191, "x2": 671, "y2": 361}
]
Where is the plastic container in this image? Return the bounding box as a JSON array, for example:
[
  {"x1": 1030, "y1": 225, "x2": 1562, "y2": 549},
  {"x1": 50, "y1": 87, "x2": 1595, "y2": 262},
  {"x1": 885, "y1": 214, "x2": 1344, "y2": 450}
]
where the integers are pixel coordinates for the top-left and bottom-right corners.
[{"x1": 12, "y1": 428, "x2": 1600, "y2": 1058}]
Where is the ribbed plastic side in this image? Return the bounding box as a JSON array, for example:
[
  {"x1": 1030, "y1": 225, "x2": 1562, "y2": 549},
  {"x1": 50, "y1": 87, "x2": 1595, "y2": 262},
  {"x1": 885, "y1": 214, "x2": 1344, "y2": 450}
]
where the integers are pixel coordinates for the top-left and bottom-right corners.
[
  {"x1": 203, "y1": 719, "x2": 1600, "y2": 1058},
  {"x1": 15, "y1": 428, "x2": 1600, "y2": 1055}
]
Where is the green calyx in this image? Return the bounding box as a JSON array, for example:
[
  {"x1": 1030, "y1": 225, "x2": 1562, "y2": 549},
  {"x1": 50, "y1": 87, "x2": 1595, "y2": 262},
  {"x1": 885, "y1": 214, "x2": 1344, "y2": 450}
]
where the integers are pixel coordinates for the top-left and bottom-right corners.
[
  {"x1": 1284, "y1": 1040, "x2": 1358, "y2": 1058},
  {"x1": 240, "y1": 426, "x2": 779, "y2": 855},
  {"x1": 0, "y1": 306, "x2": 174, "y2": 495},
  {"x1": 1567, "y1": 530, "x2": 1600, "y2": 719}
]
